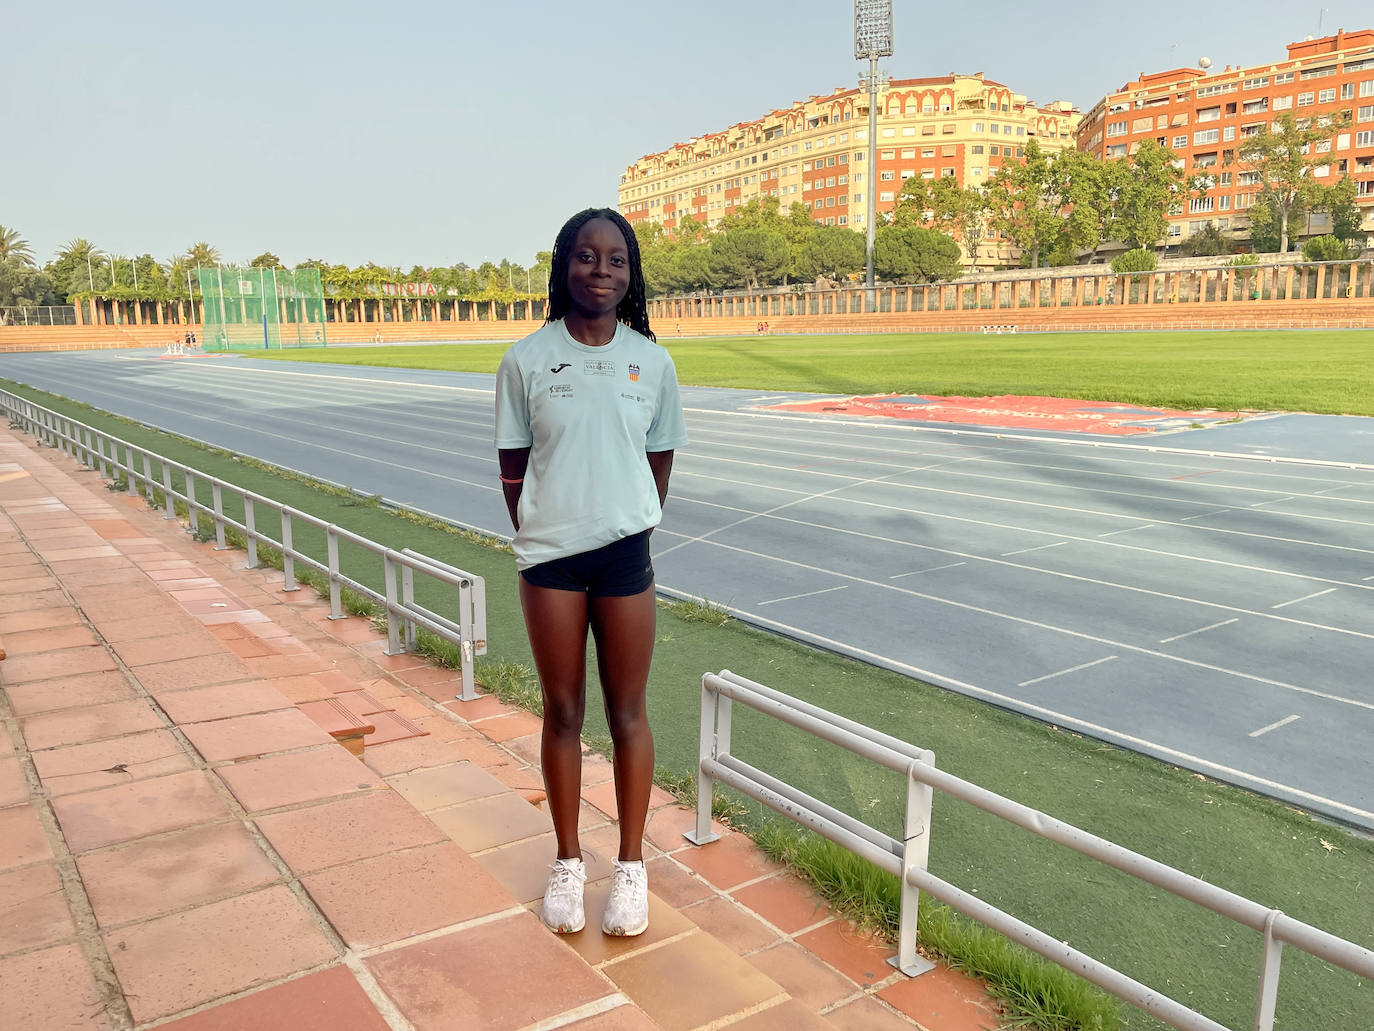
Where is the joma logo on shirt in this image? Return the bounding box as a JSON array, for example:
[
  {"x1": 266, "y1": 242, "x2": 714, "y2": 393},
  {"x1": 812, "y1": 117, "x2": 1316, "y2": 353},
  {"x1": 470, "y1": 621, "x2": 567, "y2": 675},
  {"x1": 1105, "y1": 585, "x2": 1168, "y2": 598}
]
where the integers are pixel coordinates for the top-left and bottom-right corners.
[{"x1": 584, "y1": 360, "x2": 615, "y2": 377}]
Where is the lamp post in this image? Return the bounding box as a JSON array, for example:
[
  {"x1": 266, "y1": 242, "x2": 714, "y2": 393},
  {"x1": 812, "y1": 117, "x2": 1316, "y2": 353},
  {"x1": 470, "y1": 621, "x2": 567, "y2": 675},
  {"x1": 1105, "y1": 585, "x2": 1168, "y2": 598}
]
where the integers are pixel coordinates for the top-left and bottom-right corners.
[{"x1": 855, "y1": 0, "x2": 893, "y2": 313}]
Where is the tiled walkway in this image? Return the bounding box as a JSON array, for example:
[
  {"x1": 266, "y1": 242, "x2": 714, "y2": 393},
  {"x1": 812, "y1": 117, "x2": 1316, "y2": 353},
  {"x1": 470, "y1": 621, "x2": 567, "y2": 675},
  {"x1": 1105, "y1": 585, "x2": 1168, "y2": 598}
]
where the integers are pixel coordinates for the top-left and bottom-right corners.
[{"x1": 0, "y1": 428, "x2": 1001, "y2": 1031}]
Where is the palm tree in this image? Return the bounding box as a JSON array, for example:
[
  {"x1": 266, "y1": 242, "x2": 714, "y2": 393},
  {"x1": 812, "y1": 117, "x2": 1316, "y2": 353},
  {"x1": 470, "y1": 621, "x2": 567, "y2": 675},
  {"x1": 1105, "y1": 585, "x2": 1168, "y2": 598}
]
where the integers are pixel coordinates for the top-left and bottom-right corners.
[
  {"x1": 54, "y1": 238, "x2": 107, "y2": 293},
  {"x1": 185, "y1": 242, "x2": 221, "y2": 268},
  {"x1": 0, "y1": 225, "x2": 35, "y2": 267}
]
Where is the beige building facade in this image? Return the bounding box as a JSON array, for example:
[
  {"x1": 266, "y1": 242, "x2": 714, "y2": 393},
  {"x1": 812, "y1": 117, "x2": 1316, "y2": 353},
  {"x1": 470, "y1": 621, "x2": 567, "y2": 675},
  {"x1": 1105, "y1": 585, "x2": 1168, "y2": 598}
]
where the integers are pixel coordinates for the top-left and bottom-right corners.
[{"x1": 617, "y1": 74, "x2": 1080, "y2": 267}]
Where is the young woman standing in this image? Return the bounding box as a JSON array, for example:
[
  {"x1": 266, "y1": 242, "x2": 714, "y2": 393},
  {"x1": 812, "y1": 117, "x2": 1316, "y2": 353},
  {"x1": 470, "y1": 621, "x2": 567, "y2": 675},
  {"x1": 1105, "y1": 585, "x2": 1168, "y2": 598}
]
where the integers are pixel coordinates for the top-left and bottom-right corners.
[{"x1": 494, "y1": 208, "x2": 687, "y2": 936}]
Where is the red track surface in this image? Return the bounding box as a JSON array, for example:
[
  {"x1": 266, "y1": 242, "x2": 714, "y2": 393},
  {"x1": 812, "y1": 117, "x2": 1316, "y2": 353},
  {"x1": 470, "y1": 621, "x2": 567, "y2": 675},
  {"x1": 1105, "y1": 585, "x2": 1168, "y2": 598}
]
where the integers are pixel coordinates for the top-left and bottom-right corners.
[{"x1": 764, "y1": 394, "x2": 1248, "y2": 436}]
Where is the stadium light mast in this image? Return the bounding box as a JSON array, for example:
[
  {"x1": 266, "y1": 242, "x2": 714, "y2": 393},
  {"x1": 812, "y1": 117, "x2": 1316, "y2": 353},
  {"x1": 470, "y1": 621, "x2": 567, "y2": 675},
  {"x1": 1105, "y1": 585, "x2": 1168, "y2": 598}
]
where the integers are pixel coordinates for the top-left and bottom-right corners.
[{"x1": 855, "y1": 0, "x2": 892, "y2": 313}]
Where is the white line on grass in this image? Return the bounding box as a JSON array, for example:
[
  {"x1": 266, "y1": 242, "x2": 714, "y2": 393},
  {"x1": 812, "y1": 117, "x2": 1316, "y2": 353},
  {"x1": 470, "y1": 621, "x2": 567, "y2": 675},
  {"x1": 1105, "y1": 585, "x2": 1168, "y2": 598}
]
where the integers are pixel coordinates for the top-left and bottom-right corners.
[{"x1": 1249, "y1": 715, "x2": 1301, "y2": 738}]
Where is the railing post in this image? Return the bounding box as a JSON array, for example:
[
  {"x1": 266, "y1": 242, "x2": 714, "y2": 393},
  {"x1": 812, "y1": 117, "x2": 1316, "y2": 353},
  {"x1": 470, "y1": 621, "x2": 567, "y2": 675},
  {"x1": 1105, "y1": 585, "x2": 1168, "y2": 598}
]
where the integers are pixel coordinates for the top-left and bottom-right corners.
[
  {"x1": 184, "y1": 472, "x2": 198, "y2": 535},
  {"x1": 210, "y1": 483, "x2": 227, "y2": 550},
  {"x1": 383, "y1": 553, "x2": 403, "y2": 654},
  {"x1": 326, "y1": 527, "x2": 343, "y2": 618},
  {"x1": 402, "y1": 563, "x2": 417, "y2": 650},
  {"x1": 142, "y1": 454, "x2": 154, "y2": 503},
  {"x1": 685, "y1": 672, "x2": 727, "y2": 846},
  {"x1": 161, "y1": 463, "x2": 176, "y2": 519},
  {"x1": 281, "y1": 512, "x2": 298, "y2": 591},
  {"x1": 243, "y1": 499, "x2": 258, "y2": 569},
  {"x1": 893, "y1": 751, "x2": 938, "y2": 977},
  {"x1": 125, "y1": 445, "x2": 137, "y2": 494},
  {"x1": 1253, "y1": 910, "x2": 1284, "y2": 1031},
  {"x1": 457, "y1": 578, "x2": 478, "y2": 701}
]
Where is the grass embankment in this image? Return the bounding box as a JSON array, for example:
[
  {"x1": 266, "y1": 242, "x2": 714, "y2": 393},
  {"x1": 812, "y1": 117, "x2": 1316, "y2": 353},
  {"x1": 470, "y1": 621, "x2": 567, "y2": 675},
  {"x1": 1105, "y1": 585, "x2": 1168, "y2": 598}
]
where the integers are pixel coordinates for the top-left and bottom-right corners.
[
  {"x1": 5, "y1": 372, "x2": 1371, "y2": 1031},
  {"x1": 255, "y1": 329, "x2": 1374, "y2": 416}
]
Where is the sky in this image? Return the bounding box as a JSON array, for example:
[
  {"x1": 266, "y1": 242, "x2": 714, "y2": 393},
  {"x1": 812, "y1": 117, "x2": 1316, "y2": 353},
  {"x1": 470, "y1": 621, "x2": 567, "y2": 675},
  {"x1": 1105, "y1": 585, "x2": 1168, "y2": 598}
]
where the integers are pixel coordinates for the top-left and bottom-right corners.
[{"x1": 4, "y1": 0, "x2": 1363, "y2": 271}]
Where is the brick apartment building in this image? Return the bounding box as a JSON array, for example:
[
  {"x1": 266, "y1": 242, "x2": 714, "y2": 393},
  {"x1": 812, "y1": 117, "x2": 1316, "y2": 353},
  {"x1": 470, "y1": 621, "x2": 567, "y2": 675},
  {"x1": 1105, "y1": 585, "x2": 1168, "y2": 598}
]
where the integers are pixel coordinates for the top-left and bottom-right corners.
[
  {"x1": 616, "y1": 74, "x2": 1080, "y2": 267},
  {"x1": 1078, "y1": 28, "x2": 1374, "y2": 249}
]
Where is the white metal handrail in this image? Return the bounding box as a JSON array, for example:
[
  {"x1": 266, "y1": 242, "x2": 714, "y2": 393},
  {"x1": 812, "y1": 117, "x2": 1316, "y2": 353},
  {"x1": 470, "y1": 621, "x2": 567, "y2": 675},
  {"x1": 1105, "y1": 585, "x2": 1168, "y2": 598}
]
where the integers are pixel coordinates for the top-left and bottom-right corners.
[
  {"x1": 688, "y1": 669, "x2": 1374, "y2": 1031},
  {"x1": 1, "y1": 389, "x2": 486, "y2": 699}
]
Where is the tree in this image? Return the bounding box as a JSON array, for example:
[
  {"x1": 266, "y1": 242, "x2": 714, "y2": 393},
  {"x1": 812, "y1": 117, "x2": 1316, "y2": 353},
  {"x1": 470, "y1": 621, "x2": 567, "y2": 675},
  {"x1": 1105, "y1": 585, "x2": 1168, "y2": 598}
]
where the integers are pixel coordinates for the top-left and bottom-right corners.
[
  {"x1": 47, "y1": 238, "x2": 106, "y2": 298},
  {"x1": 1301, "y1": 235, "x2": 1357, "y2": 261},
  {"x1": 1320, "y1": 175, "x2": 1363, "y2": 244},
  {"x1": 872, "y1": 226, "x2": 962, "y2": 282},
  {"x1": 185, "y1": 241, "x2": 221, "y2": 268},
  {"x1": 985, "y1": 140, "x2": 1072, "y2": 268},
  {"x1": 249, "y1": 252, "x2": 284, "y2": 268},
  {"x1": 709, "y1": 228, "x2": 789, "y2": 290},
  {"x1": 0, "y1": 226, "x2": 35, "y2": 267},
  {"x1": 1111, "y1": 140, "x2": 1189, "y2": 251},
  {"x1": 1247, "y1": 192, "x2": 1285, "y2": 253},
  {"x1": 890, "y1": 177, "x2": 990, "y2": 266},
  {"x1": 1237, "y1": 111, "x2": 1351, "y2": 254},
  {"x1": 793, "y1": 224, "x2": 866, "y2": 283},
  {"x1": 0, "y1": 259, "x2": 56, "y2": 308},
  {"x1": 1178, "y1": 221, "x2": 1233, "y2": 257},
  {"x1": 1110, "y1": 248, "x2": 1157, "y2": 274}
]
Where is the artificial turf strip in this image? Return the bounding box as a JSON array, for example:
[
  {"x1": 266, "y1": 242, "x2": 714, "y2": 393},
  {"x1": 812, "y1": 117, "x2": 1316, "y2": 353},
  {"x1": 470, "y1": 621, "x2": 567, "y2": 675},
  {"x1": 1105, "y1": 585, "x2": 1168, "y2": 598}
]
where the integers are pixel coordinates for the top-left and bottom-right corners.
[
  {"x1": 5, "y1": 379, "x2": 1371, "y2": 1030},
  {"x1": 250, "y1": 329, "x2": 1374, "y2": 418}
]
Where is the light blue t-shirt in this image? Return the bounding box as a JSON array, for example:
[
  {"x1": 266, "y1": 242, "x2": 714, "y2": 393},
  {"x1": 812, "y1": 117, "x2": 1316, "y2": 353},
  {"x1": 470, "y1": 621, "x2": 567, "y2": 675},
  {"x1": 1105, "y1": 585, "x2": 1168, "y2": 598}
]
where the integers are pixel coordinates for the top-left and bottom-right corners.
[{"x1": 494, "y1": 319, "x2": 688, "y2": 570}]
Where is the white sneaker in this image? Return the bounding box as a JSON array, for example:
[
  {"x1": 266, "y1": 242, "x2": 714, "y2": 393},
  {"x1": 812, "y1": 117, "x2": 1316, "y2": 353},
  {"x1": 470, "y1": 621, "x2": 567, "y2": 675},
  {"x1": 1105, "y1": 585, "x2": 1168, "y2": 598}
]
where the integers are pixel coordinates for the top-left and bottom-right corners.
[
  {"x1": 602, "y1": 859, "x2": 649, "y2": 936},
  {"x1": 541, "y1": 857, "x2": 586, "y2": 933}
]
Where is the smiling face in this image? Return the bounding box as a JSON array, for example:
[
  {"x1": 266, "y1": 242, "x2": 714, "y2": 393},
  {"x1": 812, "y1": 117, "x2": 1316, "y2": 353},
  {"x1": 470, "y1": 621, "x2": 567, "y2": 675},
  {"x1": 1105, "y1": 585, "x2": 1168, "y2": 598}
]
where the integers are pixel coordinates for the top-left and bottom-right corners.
[{"x1": 565, "y1": 217, "x2": 631, "y2": 320}]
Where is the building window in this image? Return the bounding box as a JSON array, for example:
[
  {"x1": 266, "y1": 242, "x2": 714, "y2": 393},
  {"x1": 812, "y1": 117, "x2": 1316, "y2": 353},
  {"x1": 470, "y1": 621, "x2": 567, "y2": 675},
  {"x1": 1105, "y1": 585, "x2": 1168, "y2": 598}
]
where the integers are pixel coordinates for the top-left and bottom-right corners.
[
  {"x1": 971, "y1": 145, "x2": 984, "y2": 154},
  {"x1": 1356, "y1": 130, "x2": 1374, "y2": 147},
  {"x1": 902, "y1": 148, "x2": 916, "y2": 158},
  {"x1": 941, "y1": 167, "x2": 955, "y2": 177},
  {"x1": 1361, "y1": 79, "x2": 1374, "y2": 97},
  {"x1": 880, "y1": 191, "x2": 894, "y2": 201},
  {"x1": 1297, "y1": 91, "x2": 1314, "y2": 107},
  {"x1": 879, "y1": 170, "x2": 895, "y2": 180},
  {"x1": 1359, "y1": 105, "x2": 1374, "y2": 122},
  {"x1": 1341, "y1": 83, "x2": 1354, "y2": 100},
  {"x1": 921, "y1": 147, "x2": 934, "y2": 157},
  {"x1": 1194, "y1": 128, "x2": 1219, "y2": 145},
  {"x1": 1274, "y1": 72, "x2": 1294, "y2": 84},
  {"x1": 1273, "y1": 96, "x2": 1293, "y2": 110},
  {"x1": 1107, "y1": 120, "x2": 1127, "y2": 136},
  {"x1": 972, "y1": 122, "x2": 984, "y2": 132},
  {"x1": 838, "y1": 215, "x2": 848, "y2": 225},
  {"x1": 1172, "y1": 135, "x2": 1188, "y2": 149},
  {"x1": 1318, "y1": 88, "x2": 1336, "y2": 104}
]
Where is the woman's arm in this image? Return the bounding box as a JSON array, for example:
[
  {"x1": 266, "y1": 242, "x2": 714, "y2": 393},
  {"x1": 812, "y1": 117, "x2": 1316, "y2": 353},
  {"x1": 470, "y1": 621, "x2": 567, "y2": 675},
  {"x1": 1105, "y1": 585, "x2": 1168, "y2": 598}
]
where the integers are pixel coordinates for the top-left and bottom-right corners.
[
  {"x1": 647, "y1": 449, "x2": 675, "y2": 510},
  {"x1": 498, "y1": 447, "x2": 530, "y2": 530}
]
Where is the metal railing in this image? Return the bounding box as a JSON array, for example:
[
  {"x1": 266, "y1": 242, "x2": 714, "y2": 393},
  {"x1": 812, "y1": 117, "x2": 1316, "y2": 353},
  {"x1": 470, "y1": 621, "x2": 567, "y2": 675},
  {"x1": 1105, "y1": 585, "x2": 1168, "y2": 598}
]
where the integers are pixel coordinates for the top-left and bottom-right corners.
[
  {"x1": 1, "y1": 389, "x2": 486, "y2": 699},
  {"x1": 687, "y1": 669, "x2": 1374, "y2": 1031},
  {"x1": 0, "y1": 304, "x2": 78, "y2": 326}
]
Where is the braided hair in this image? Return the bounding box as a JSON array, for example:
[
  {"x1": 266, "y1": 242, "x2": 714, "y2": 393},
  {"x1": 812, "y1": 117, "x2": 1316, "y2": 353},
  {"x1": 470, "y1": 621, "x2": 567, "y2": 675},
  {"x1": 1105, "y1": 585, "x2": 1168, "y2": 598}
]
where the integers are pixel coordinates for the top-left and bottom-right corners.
[{"x1": 545, "y1": 208, "x2": 655, "y2": 342}]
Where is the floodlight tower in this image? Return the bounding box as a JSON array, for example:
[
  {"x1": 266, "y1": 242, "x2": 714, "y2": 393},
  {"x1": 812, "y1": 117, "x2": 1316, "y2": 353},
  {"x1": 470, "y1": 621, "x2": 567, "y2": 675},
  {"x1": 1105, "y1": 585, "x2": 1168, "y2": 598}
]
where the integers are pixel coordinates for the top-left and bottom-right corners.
[{"x1": 855, "y1": 0, "x2": 892, "y2": 312}]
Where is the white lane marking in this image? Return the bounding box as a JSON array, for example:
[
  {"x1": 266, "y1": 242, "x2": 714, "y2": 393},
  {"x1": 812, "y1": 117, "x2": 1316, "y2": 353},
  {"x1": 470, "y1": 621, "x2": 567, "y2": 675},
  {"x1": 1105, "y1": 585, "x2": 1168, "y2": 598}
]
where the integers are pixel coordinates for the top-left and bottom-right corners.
[
  {"x1": 1272, "y1": 588, "x2": 1337, "y2": 610},
  {"x1": 674, "y1": 491, "x2": 1374, "y2": 643},
  {"x1": 889, "y1": 561, "x2": 966, "y2": 580},
  {"x1": 757, "y1": 585, "x2": 848, "y2": 607},
  {"x1": 654, "y1": 587, "x2": 1374, "y2": 826},
  {"x1": 1001, "y1": 541, "x2": 1067, "y2": 557},
  {"x1": 1159, "y1": 618, "x2": 1239, "y2": 644},
  {"x1": 1097, "y1": 523, "x2": 1156, "y2": 537},
  {"x1": 1250, "y1": 496, "x2": 1296, "y2": 508},
  {"x1": 675, "y1": 468, "x2": 1374, "y2": 585},
  {"x1": 1249, "y1": 715, "x2": 1301, "y2": 738},
  {"x1": 660, "y1": 527, "x2": 1374, "y2": 712},
  {"x1": 1018, "y1": 656, "x2": 1118, "y2": 687},
  {"x1": 1180, "y1": 508, "x2": 1233, "y2": 522},
  {"x1": 681, "y1": 405, "x2": 1374, "y2": 474},
  {"x1": 116, "y1": 355, "x2": 495, "y2": 394}
]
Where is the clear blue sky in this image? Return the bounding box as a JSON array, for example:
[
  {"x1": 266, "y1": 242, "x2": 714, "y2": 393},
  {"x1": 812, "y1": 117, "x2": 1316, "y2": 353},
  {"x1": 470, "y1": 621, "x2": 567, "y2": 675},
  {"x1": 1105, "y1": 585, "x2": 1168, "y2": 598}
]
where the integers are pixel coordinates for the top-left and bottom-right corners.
[{"x1": 4, "y1": 0, "x2": 1361, "y2": 270}]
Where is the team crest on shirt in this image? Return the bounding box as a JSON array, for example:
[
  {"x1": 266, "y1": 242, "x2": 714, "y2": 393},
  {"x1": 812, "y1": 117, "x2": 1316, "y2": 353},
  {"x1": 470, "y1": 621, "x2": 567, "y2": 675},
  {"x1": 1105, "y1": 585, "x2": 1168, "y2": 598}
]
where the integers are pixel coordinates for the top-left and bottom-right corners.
[{"x1": 627, "y1": 363, "x2": 640, "y2": 382}]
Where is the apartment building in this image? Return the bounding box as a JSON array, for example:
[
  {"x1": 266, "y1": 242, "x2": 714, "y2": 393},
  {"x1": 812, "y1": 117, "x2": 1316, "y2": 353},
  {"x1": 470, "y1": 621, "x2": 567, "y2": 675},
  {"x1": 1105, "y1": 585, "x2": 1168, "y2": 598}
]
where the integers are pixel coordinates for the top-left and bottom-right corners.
[
  {"x1": 1078, "y1": 28, "x2": 1374, "y2": 247},
  {"x1": 617, "y1": 74, "x2": 1079, "y2": 265}
]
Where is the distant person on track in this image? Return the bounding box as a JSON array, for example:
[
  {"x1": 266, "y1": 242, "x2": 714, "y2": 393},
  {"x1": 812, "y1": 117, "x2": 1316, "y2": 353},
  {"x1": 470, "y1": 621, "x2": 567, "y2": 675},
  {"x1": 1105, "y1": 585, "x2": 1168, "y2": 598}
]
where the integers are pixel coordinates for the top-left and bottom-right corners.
[{"x1": 494, "y1": 207, "x2": 687, "y2": 939}]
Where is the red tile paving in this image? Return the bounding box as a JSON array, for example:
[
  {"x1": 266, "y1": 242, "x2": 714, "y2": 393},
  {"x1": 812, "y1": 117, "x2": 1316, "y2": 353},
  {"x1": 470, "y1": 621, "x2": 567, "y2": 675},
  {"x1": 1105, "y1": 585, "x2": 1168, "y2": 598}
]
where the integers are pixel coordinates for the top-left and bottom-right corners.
[
  {"x1": 0, "y1": 427, "x2": 1003, "y2": 1031},
  {"x1": 152, "y1": 966, "x2": 393, "y2": 1031},
  {"x1": 103, "y1": 884, "x2": 337, "y2": 1023},
  {"x1": 366, "y1": 911, "x2": 616, "y2": 1031},
  {"x1": 300, "y1": 841, "x2": 516, "y2": 947},
  {"x1": 77, "y1": 821, "x2": 281, "y2": 927},
  {"x1": 255, "y1": 790, "x2": 447, "y2": 874}
]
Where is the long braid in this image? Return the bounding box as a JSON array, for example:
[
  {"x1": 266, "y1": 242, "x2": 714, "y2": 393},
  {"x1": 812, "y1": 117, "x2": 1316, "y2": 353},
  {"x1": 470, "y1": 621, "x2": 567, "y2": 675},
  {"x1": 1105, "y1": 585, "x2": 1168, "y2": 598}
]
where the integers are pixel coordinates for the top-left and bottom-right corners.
[{"x1": 545, "y1": 208, "x2": 656, "y2": 342}]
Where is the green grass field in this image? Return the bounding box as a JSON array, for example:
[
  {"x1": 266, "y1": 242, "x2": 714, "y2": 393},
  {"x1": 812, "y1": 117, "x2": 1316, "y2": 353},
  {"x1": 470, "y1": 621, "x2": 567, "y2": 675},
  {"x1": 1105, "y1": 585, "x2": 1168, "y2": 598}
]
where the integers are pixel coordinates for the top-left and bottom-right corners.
[
  {"x1": 6, "y1": 377, "x2": 1371, "y2": 1030},
  {"x1": 260, "y1": 329, "x2": 1374, "y2": 416}
]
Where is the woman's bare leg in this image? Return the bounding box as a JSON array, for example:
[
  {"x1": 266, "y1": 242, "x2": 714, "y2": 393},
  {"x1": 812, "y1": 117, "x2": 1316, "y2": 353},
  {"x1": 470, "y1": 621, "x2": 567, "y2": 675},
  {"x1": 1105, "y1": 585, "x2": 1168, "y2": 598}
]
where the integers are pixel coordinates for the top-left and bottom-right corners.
[
  {"x1": 590, "y1": 586, "x2": 657, "y2": 862},
  {"x1": 520, "y1": 579, "x2": 590, "y2": 860}
]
